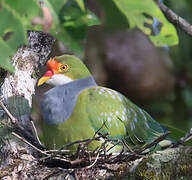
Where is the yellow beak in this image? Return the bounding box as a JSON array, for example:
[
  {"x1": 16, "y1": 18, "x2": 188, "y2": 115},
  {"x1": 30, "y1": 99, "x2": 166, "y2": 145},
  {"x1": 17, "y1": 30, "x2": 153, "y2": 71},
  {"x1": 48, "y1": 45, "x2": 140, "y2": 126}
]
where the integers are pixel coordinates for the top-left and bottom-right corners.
[{"x1": 37, "y1": 76, "x2": 51, "y2": 86}]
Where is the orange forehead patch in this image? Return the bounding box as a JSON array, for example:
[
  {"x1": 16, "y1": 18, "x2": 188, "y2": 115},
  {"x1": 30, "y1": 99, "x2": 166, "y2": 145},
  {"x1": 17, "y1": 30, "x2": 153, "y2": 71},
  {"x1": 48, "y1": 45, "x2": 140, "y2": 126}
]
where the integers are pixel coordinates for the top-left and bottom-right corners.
[{"x1": 47, "y1": 58, "x2": 61, "y2": 74}]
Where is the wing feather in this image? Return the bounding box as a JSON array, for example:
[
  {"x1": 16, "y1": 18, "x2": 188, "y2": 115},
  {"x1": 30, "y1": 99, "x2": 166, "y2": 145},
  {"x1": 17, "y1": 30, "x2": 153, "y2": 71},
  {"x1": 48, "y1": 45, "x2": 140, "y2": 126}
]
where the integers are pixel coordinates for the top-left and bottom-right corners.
[{"x1": 85, "y1": 86, "x2": 165, "y2": 146}]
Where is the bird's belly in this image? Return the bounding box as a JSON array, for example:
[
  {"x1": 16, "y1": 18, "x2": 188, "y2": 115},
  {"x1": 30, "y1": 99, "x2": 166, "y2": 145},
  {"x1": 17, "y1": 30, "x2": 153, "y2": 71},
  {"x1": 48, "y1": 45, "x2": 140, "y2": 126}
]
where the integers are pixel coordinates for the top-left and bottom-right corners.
[{"x1": 42, "y1": 116, "x2": 100, "y2": 150}]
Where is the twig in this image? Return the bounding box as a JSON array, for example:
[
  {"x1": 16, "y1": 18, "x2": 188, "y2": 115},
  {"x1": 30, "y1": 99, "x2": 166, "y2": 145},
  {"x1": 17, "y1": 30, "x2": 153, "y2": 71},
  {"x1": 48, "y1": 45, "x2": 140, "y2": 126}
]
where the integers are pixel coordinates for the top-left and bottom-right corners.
[
  {"x1": 121, "y1": 139, "x2": 134, "y2": 153},
  {"x1": 64, "y1": 170, "x2": 75, "y2": 179},
  {"x1": 30, "y1": 120, "x2": 43, "y2": 146},
  {"x1": 12, "y1": 131, "x2": 48, "y2": 156},
  {"x1": 154, "y1": 0, "x2": 192, "y2": 36},
  {"x1": 0, "y1": 99, "x2": 45, "y2": 150},
  {"x1": 93, "y1": 120, "x2": 108, "y2": 138},
  {"x1": 70, "y1": 150, "x2": 101, "y2": 167},
  {"x1": 137, "y1": 131, "x2": 171, "y2": 154},
  {"x1": 84, "y1": 121, "x2": 108, "y2": 147},
  {"x1": 45, "y1": 149, "x2": 71, "y2": 154},
  {"x1": 0, "y1": 100, "x2": 17, "y2": 123},
  {"x1": 42, "y1": 132, "x2": 170, "y2": 168},
  {"x1": 85, "y1": 151, "x2": 100, "y2": 169},
  {"x1": 170, "y1": 128, "x2": 192, "y2": 148},
  {"x1": 40, "y1": 154, "x2": 71, "y2": 163},
  {"x1": 60, "y1": 133, "x2": 108, "y2": 150}
]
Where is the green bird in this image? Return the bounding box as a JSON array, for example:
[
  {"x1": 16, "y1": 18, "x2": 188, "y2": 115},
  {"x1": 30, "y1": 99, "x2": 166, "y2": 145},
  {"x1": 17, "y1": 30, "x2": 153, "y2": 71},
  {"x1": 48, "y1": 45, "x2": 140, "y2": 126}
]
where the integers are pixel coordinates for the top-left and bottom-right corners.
[{"x1": 38, "y1": 55, "x2": 166, "y2": 152}]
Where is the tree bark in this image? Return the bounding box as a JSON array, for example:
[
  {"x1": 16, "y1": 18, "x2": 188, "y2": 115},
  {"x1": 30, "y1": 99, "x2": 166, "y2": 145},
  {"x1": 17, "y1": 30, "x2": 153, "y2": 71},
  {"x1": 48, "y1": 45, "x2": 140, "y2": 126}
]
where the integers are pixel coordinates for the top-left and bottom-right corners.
[{"x1": 0, "y1": 31, "x2": 55, "y2": 178}]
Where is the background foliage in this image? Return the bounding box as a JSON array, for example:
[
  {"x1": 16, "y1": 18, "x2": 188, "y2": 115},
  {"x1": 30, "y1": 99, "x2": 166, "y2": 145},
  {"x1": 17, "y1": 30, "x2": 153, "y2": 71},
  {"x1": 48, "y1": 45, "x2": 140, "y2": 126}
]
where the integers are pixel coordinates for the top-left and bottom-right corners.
[{"x1": 0, "y1": 0, "x2": 178, "y2": 72}]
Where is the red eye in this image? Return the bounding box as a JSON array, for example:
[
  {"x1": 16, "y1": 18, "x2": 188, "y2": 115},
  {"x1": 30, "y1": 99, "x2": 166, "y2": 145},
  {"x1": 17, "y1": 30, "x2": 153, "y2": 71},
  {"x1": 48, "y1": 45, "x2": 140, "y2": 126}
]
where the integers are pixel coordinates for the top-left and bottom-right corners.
[{"x1": 60, "y1": 64, "x2": 69, "y2": 72}]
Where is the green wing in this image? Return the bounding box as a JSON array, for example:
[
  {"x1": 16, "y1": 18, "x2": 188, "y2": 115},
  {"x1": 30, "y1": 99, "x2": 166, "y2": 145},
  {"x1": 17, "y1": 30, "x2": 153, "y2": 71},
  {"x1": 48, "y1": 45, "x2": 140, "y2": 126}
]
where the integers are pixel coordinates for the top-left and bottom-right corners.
[{"x1": 86, "y1": 86, "x2": 165, "y2": 146}]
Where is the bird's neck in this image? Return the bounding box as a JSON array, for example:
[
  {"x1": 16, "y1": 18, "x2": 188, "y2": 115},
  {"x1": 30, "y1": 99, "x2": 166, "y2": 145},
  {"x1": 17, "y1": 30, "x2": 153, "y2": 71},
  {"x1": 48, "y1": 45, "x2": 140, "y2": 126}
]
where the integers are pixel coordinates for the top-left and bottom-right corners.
[
  {"x1": 60, "y1": 76, "x2": 97, "y2": 94},
  {"x1": 41, "y1": 76, "x2": 97, "y2": 124}
]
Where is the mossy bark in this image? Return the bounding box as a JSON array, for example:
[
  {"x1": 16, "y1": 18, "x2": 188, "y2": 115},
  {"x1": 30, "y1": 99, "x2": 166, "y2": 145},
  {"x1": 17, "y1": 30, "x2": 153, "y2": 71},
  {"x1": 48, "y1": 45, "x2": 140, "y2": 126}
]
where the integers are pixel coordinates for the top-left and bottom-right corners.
[{"x1": 134, "y1": 146, "x2": 192, "y2": 180}]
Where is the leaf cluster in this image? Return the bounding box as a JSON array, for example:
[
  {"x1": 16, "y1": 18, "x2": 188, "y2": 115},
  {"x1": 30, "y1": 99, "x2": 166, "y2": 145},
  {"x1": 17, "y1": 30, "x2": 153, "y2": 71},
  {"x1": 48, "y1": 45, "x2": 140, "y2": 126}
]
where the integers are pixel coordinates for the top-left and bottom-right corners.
[{"x1": 0, "y1": 0, "x2": 178, "y2": 73}]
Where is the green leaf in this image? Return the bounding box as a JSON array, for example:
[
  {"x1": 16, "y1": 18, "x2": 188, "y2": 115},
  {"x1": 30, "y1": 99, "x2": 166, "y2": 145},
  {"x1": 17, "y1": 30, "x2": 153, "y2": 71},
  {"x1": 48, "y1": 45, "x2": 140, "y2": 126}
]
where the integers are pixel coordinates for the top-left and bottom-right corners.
[
  {"x1": 46, "y1": 0, "x2": 100, "y2": 56},
  {"x1": 182, "y1": 88, "x2": 192, "y2": 109},
  {"x1": 3, "y1": 0, "x2": 42, "y2": 29},
  {"x1": 99, "y1": 0, "x2": 130, "y2": 30},
  {"x1": 43, "y1": 0, "x2": 62, "y2": 27},
  {"x1": 87, "y1": 10, "x2": 101, "y2": 26},
  {"x1": 100, "y1": 0, "x2": 178, "y2": 47},
  {"x1": 75, "y1": 0, "x2": 85, "y2": 11},
  {"x1": 51, "y1": 26, "x2": 83, "y2": 55},
  {"x1": 45, "y1": 0, "x2": 84, "y2": 55},
  {"x1": 4, "y1": 0, "x2": 41, "y2": 19},
  {"x1": 162, "y1": 123, "x2": 192, "y2": 145},
  {"x1": 47, "y1": 0, "x2": 67, "y2": 13},
  {"x1": 61, "y1": 1, "x2": 100, "y2": 38},
  {"x1": 0, "y1": 2, "x2": 27, "y2": 72},
  {"x1": 0, "y1": 40, "x2": 14, "y2": 72},
  {"x1": 162, "y1": 123, "x2": 186, "y2": 140}
]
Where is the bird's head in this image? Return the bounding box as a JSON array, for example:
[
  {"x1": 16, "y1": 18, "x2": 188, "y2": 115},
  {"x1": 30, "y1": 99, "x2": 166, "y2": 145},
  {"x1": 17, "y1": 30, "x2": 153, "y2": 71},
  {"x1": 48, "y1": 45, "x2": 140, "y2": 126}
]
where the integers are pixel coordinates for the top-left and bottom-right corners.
[{"x1": 38, "y1": 55, "x2": 91, "y2": 86}]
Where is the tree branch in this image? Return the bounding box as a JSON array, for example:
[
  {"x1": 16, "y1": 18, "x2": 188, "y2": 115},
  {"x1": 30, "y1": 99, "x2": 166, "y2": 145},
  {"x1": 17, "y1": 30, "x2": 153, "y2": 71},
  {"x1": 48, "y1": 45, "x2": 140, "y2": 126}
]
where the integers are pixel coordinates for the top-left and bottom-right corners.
[{"x1": 154, "y1": 0, "x2": 192, "y2": 36}]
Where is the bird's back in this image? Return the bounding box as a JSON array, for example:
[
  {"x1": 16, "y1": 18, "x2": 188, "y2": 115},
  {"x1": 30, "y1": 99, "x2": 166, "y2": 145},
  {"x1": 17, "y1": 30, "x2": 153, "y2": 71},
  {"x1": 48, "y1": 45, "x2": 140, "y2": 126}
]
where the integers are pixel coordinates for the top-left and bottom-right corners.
[{"x1": 85, "y1": 86, "x2": 165, "y2": 148}]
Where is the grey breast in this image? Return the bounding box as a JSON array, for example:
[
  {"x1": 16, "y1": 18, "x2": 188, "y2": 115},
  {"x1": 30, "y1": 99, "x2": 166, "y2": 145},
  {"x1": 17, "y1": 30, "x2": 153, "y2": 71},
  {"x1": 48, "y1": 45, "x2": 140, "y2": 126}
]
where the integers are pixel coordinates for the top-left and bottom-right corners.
[{"x1": 40, "y1": 76, "x2": 96, "y2": 125}]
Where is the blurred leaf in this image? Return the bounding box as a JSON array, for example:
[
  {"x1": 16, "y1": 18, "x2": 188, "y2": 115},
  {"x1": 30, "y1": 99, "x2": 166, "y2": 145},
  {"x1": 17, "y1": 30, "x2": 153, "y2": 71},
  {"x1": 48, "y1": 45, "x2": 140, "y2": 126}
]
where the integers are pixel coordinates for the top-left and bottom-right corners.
[
  {"x1": 51, "y1": 26, "x2": 83, "y2": 55},
  {"x1": 44, "y1": 0, "x2": 61, "y2": 26},
  {"x1": 45, "y1": 0, "x2": 84, "y2": 55},
  {"x1": 185, "y1": 0, "x2": 192, "y2": 11},
  {"x1": 182, "y1": 88, "x2": 192, "y2": 109},
  {"x1": 75, "y1": 0, "x2": 85, "y2": 11},
  {"x1": 162, "y1": 123, "x2": 186, "y2": 140},
  {"x1": 0, "y1": 40, "x2": 14, "y2": 72},
  {"x1": 99, "y1": 0, "x2": 130, "y2": 30},
  {"x1": 4, "y1": 0, "x2": 42, "y2": 28},
  {"x1": 61, "y1": 4, "x2": 100, "y2": 39},
  {"x1": 163, "y1": 124, "x2": 192, "y2": 145},
  {"x1": 100, "y1": 0, "x2": 178, "y2": 47},
  {"x1": 47, "y1": 0, "x2": 67, "y2": 13},
  {"x1": 87, "y1": 10, "x2": 101, "y2": 26},
  {"x1": 47, "y1": 0, "x2": 100, "y2": 56},
  {"x1": 0, "y1": 2, "x2": 27, "y2": 72},
  {"x1": 60, "y1": 1, "x2": 88, "y2": 40}
]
